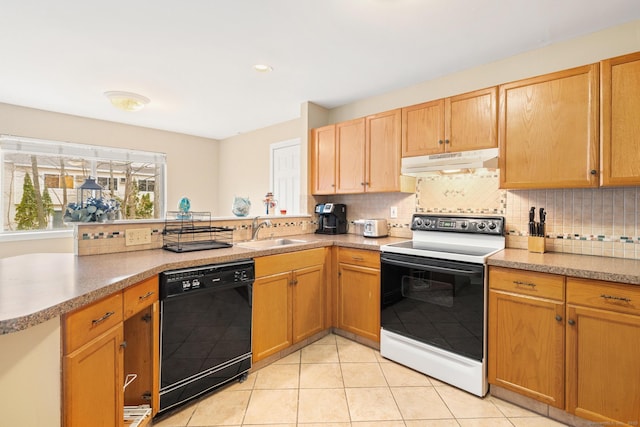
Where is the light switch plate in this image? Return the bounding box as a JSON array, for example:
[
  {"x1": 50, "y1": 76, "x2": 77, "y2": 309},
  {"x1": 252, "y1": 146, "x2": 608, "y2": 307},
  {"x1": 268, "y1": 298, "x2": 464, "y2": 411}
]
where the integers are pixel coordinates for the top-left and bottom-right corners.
[
  {"x1": 125, "y1": 228, "x2": 152, "y2": 246},
  {"x1": 390, "y1": 206, "x2": 398, "y2": 218}
]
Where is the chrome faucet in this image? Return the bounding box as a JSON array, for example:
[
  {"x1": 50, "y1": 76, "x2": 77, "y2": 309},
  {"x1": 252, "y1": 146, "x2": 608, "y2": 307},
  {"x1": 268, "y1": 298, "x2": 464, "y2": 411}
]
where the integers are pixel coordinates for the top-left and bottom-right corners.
[{"x1": 251, "y1": 216, "x2": 272, "y2": 240}]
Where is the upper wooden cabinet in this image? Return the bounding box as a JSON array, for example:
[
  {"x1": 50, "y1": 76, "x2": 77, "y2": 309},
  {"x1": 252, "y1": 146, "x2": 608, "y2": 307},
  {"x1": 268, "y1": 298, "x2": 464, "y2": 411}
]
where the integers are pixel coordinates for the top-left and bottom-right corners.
[
  {"x1": 401, "y1": 87, "x2": 498, "y2": 157},
  {"x1": 600, "y1": 51, "x2": 640, "y2": 186},
  {"x1": 499, "y1": 64, "x2": 599, "y2": 189},
  {"x1": 310, "y1": 124, "x2": 336, "y2": 195},
  {"x1": 365, "y1": 109, "x2": 402, "y2": 193},
  {"x1": 336, "y1": 118, "x2": 366, "y2": 193},
  {"x1": 311, "y1": 109, "x2": 405, "y2": 195}
]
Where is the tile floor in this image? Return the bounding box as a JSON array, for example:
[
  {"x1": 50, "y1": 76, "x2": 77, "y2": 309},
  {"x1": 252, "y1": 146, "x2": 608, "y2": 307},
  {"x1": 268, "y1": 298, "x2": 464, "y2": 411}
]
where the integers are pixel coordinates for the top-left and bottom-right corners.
[{"x1": 153, "y1": 334, "x2": 567, "y2": 427}]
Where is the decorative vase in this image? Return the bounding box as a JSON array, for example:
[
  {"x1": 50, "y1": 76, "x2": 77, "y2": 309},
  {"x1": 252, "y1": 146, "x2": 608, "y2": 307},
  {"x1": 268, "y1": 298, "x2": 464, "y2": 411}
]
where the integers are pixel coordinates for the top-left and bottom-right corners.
[{"x1": 232, "y1": 196, "x2": 251, "y2": 217}]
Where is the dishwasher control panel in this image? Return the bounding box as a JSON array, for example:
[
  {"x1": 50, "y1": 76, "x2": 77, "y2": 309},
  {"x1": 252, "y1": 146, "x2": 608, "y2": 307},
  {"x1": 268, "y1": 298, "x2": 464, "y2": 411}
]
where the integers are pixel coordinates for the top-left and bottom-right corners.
[{"x1": 160, "y1": 259, "x2": 255, "y2": 299}]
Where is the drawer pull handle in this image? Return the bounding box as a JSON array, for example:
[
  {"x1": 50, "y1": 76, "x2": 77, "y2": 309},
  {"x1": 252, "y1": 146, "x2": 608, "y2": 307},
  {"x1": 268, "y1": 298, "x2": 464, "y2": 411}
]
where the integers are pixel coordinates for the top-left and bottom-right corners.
[
  {"x1": 513, "y1": 280, "x2": 536, "y2": 288},
  {"x1": 139, "y1": 291, "x2": 155, "y2": 301},
  {"x1": 600, "y1": 294, "x2": 631, "y2": 303},
  {"x1": 92, "y1": 311, "x2": 115, "y2": 325},
  {"x1": 352, "y1": 256, "x2": 364, "y2": 261}
]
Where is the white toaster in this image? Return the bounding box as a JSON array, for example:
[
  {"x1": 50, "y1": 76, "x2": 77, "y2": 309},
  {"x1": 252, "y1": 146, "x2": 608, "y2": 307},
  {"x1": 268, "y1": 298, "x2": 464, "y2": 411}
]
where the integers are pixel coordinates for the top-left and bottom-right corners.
[{"x1": 363, "y1": 219, "x2": 388, "y2": 237}]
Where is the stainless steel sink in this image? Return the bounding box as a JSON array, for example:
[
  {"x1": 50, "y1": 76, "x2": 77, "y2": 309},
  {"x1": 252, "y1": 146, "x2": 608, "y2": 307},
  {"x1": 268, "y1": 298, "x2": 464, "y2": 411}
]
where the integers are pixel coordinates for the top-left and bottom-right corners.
[{"x1": 236, "y1": 238, "x2": 308, "y2": 250}]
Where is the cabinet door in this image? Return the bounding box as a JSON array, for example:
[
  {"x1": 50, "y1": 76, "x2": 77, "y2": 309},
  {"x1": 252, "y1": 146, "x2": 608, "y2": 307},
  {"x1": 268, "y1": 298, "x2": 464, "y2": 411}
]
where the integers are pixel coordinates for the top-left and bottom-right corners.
[
  {"x1": 310, "y1": 124, "x2": 336, "y2": 195},
  {"x1": 337, "y1": 262, "x2": 380, "y2": 342},
  {"x1": 566, "y1": 305, "x2": 640, "y2": 426},
  {"x1": 402, "y1": 99, "x2": 445, "y2": 157},
  {"x1": 601, "y1": 51, "x2": 640, "y2": 186},
  {"x1": 488, "y1": 290, "x2": 564, "y2": 408},
  {"x1": 365, "y1": 109, "x2": 401, "y2": 192},
  {"x1": 499, "y1": 64, "x2": 599, "y2": 189},
  {"x1": 252, "y1": 272, "x2": 292, "y2": 362},
  {"x1": 292, "y1": 264, "x2": 325, "y2": 343},
  {"x1": 64, "y1": 325, "x2": 124, "y2": 427},
  {"x1": 445, "y1": 87, "x2": 497, "y2": 152},
  {"x1": 336, "y1": 118, "x2": 366, "y2": 193},
  {"x1": 124, "y1": 302, "x2": 159, "y2": 413}
]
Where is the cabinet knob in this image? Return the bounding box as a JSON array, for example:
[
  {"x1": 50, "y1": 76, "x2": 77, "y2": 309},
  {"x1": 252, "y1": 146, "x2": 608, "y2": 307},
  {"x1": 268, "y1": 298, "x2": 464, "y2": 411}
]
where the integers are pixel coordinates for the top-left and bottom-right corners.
[
  {"x1": 590, "y1": 170, "x2": 597, "y2": 175},
  {"x1": 568, "y1": 319, "x2": 576, "y2": 326},
  {"x1": 120, "y1": 341, "x2": 128, "y2": 349},
  {"x1": 445, "y1": 139, "x2": 450, "y2": 144},
  {"x1": 438, "y1": 140, "x2": 444, "y2": 145},
  {"x1": 555, "y1": 314, "x2": 562, "y2": 322}
]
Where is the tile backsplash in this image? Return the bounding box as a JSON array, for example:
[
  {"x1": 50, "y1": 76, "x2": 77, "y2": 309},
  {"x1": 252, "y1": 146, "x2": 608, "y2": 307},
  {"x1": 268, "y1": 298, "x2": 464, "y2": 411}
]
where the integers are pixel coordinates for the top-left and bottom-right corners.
[
  {"x1": 78, "y1": 170, "x2": 640, "y2": 260},
  {"x1": 327, "y1": 169, "x2": 640, "y2": 260},
  {"x1": 505, "y1": 187, "x2": 640, "y2": 259}
]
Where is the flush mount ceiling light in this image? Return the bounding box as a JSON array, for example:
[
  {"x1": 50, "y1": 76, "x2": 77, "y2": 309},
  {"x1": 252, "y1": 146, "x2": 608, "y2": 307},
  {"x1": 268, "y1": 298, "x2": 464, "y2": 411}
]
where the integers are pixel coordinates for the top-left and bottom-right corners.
[
  {"x1": 104, "y1": 91, "x2": 150, "y2": 112},
  {"x1": 253, "y1": 64, "x2": 273, "y2": 73}
]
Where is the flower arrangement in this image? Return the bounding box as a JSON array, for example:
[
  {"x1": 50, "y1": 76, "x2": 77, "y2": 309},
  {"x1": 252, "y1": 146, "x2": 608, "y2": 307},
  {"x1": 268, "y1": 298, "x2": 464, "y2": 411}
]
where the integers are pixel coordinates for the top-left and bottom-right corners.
[{"x1": 64, "y1": 197, "x2": 120, "y2": 223}]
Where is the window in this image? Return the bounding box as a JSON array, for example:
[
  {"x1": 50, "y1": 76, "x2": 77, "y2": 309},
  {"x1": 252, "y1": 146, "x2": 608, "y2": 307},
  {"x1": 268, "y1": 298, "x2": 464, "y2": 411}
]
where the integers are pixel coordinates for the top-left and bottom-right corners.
[
  {"x1": 138, "y1": 179, "x2": 155, "y2": 192},
  {"x1": 97, "y1": 176, "x2": 118, "y2": 192},
  {"x1": 1, "y1": 135, "x2": 166, "y2": 233}
]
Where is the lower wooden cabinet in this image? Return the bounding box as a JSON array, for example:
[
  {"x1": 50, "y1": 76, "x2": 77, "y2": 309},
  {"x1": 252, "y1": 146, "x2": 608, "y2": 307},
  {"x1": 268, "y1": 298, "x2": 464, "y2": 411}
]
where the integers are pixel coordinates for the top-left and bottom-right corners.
[
  {"x1": 566, "y1": 278, "x2": 640, "y2": 426},
  {"x1": 252, "y1": 248, "x2": 328, "y2": 362},
  {"x1": 336, "y1": 247, "x2": 380, "y2": 342},
  {"x1": 64, "y1": 323, "x2": 124, "y2": 427},
  {"x1": 62, "y1": 277, "x2": 159, "y2": 427},
  {"x1": 489, "y1": 266, "x2": 640, "y2": 426},
  {"x1": 488, "y1": 267, "x2": 565, "y2": 408}
]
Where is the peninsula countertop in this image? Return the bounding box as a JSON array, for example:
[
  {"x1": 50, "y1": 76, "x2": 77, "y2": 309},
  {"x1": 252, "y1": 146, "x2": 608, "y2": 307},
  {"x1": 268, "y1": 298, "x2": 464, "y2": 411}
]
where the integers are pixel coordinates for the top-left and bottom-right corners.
[{"x1": 0, "y1": 234, "x2": 406, "y2": 334}]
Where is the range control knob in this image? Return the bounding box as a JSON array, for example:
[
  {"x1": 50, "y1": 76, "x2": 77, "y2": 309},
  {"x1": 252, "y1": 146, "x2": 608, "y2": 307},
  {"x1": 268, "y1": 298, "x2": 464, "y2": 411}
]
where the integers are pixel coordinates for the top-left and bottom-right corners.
[
  {"x1": 488, "y1": 222, "x2": 497, "y2": 230},
  {"x1": 460, "y1": 221, "x2": 468, "y2": 229},
  {"x1": 477, "y1": 222, "x2": 486, "y2": 230},
  {"x1": 414, "y1": 218, "x2": 423, "y2": 227},
  {"x1": 424, "y1": 219, "x2": 432, "y2": 227}
]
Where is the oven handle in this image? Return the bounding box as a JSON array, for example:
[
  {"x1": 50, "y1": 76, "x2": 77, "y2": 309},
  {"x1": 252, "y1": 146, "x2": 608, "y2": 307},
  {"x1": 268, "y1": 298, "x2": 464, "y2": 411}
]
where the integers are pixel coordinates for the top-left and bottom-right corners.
[{"x1": 381, "y1": 257, "x2": 482, "y2": 276}]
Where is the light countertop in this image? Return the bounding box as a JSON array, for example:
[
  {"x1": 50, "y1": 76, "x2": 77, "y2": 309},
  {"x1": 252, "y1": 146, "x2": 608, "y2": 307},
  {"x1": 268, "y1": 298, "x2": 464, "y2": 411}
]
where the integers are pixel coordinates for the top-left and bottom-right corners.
[{"x1": 0, "y1": 233, "x2": 405, "y2": 334}]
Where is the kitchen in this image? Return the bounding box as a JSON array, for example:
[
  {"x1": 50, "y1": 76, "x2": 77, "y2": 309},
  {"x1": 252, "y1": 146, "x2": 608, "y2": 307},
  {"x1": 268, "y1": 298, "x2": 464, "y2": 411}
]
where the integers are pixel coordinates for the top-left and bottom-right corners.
[{"x1": 2, "y1": 3, "x2": 640, "y2": 427}]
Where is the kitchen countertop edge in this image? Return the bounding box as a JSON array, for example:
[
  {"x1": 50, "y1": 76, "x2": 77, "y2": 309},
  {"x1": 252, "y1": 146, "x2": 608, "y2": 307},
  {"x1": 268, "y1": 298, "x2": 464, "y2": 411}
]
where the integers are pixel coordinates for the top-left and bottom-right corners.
[
  {"x1": 488, "y1": 248, "x2": 640, "y2": 285},
  {"x1": 0, "y1": 234, "x2": 405, "y2": 334}
]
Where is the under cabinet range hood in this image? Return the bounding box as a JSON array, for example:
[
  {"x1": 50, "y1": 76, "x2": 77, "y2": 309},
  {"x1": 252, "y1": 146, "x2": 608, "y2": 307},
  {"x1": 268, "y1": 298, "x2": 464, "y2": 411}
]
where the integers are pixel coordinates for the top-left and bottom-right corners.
[{"x1": 401, "y1": 147, "x2": 499, "y2": 174}]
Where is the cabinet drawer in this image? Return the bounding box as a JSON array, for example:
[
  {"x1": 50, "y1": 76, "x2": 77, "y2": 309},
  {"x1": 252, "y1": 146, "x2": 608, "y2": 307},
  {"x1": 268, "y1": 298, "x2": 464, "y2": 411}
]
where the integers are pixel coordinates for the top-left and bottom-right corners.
[
  {"x1": 567, "y1": 277, "x2": 640, "y2": 316},
  {"x1": 64, "y1": 292, "x2": 123, "y2": 354},
  {"x1": 489, "y1": 266, "x2": 564, "y2": 301},
  {"x1": 338, "y1": 247, "x2": 380, "y2": 269},
  {"x1": 123, "y1": 276, "x2": 159, "y2": 320},
  {"x1": 255, "y1": 248, "x2": 325, "y2": 277}
]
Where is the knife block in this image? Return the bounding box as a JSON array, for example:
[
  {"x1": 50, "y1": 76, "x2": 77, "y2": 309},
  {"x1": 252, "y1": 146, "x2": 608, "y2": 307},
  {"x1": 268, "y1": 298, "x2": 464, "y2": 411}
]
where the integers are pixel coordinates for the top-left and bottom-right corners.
[{"x1": 528, "y1": 236, "x2": 546, "y2": 253}]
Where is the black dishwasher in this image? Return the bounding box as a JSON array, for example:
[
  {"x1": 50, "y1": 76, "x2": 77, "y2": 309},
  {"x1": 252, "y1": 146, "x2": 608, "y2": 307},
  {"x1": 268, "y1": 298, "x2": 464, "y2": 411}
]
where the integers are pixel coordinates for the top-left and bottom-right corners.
[{"x1": 158, "y1": 259, "x2": 254, "y2": 414}]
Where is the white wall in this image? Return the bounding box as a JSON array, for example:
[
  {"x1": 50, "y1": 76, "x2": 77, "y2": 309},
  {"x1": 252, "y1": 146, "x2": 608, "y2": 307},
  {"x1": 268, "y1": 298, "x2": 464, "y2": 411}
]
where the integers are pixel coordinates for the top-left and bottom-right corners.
[
  {"x1": 216, "y1": 117, "x2": 301, "y2": 217},
  {"x1": 328, "y1": 19, "x2": 640, "y2": 123},
  {"x1": 0, "y1": 317, "x2": 60, "y2": 427},
  {"x1": 0, "y1": 103, "x2": 219, "y2": 257}
]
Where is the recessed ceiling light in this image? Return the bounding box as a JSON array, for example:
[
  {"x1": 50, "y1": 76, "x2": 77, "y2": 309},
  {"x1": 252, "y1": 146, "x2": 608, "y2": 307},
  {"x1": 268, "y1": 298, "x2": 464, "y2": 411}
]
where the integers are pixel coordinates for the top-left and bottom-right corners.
[
  {"x1": 253, "y1": 64, "x2": 273, "y2": 73},
  {"x1": 104, "y1": 91, "x2": 150, "y2": 112}
]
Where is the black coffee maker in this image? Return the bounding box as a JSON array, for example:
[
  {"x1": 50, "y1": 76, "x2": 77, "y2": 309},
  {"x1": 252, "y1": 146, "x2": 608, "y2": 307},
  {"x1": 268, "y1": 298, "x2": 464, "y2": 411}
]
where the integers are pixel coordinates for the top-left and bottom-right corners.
[{"x1": 315, "y1": 203, "x2": 347, "y2": 234}]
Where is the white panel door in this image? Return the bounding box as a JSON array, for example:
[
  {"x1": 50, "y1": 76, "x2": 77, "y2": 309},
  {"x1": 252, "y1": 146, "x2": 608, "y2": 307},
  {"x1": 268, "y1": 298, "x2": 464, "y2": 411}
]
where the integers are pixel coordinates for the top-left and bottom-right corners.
[{"x1": 270, "y1": 139, "x2": 300, "y2": 214}]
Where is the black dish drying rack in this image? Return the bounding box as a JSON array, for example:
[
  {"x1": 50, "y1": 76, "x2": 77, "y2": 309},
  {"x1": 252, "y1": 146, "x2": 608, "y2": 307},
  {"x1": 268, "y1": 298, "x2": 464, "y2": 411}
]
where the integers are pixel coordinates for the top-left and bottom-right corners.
[{"x1": 162, "y1": 211, "x2": 233, "y2": 253}]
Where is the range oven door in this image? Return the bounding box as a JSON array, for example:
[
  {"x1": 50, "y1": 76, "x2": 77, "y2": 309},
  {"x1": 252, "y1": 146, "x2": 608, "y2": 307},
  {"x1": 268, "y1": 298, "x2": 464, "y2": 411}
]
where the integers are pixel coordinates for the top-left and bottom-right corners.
[{"x1": 380, "y1": 252, "x2": 485, "y2": 361}]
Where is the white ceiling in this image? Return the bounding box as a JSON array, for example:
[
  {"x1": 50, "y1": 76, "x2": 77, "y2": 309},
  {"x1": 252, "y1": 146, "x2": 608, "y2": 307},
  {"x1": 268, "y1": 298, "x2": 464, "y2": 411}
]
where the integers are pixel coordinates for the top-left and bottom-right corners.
[{"x1": 2, "y1": 1, "x2": 640, "y2": 140}]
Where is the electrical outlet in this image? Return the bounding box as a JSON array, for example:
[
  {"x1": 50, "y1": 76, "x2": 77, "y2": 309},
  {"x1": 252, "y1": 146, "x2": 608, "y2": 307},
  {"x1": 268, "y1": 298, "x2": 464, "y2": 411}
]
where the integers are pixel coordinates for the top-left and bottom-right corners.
[
  {"x1": 390, "y1": 206, "x2": 398, "y2": 218},
  {"x1": 125, "y1": 228, "x2": 152, "y2": 246}
]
